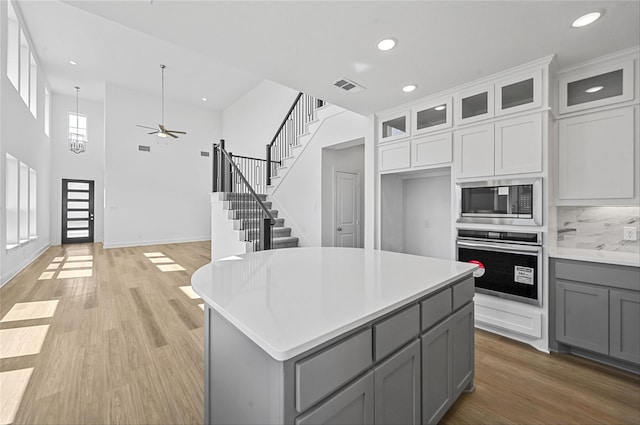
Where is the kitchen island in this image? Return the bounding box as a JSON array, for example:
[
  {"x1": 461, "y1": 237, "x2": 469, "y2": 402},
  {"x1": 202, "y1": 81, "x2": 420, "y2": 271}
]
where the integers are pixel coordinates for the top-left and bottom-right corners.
[{"x1": 192, "y1": 247, "x2": 477, "y2": 425}]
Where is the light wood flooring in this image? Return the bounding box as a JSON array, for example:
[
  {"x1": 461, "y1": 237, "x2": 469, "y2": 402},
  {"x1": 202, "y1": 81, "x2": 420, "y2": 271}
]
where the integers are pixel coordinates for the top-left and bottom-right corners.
[{"x1": 0, "y1": 241, "x2": 638, "y2": 424}]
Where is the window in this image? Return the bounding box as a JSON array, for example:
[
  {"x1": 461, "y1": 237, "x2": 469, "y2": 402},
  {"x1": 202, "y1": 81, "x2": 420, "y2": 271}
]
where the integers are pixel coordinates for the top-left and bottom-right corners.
[
  {"x1": 6, "y1": 0, "x2": 19, "y2": 90},
  {"x1": 44, "y1": 87, "x2": 50, "y2": 137},
  {"x1": 19, "y1": 162, "x2": 29, "y2": 243},
  {"x1": 29, "y1": 53, "x2": 37, "y2": 118},
  {"x1": 29, "y1": 169, "x2": 37, "y2": 239},
  {"x1": 19, "y1": 29, "x2": 29, "y2": 105},
  {"x1": 68, "y1": 113, "x2": 88, "y2": 144},
  {"x1": 6, "y1": 154, "x2": 19, "y2": 249}
]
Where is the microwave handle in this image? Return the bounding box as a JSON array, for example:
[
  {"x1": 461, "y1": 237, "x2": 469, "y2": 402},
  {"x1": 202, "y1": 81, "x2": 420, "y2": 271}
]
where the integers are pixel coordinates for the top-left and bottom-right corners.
[{"x1": 457, "y1": 240, "x2": 541, "y2": 256}]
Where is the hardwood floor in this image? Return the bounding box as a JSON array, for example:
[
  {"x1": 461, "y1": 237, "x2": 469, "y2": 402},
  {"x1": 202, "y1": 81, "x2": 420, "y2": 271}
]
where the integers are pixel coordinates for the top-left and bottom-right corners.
[{"x1": 0, "y1": 241, "x2": 638, "y2": 424}]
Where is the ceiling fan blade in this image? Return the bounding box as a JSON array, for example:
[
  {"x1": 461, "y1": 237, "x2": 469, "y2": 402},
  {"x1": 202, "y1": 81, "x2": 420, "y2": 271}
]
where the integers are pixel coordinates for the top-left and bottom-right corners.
[
  {"x1": 159, "y1": 124, "x2": 166, "y2": 132},
  {"x1": 147, "y1": 131, "x2": 159, "y2": 135},
  {"x1": 166, "y1": 132, "x2": 178, "y2": 139},
  {"x1": 137, "y1": 124, "x2": 158, "y2": 130},
  {"x1": 165, "y1": 130, "x2": 186, "y2": 134}
]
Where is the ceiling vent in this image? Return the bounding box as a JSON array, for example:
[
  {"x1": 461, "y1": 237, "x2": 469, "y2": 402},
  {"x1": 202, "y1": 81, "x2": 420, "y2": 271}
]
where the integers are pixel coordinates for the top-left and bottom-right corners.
[
  {"x1": 334, "y1": 78, "x2": 365, "y2": 93},
  {"x1": 200, "y1": 151, "x2": 210, "y2": 157},
  {"x1": 138, "y1": 145, "x2": 151, "y2": 152}
]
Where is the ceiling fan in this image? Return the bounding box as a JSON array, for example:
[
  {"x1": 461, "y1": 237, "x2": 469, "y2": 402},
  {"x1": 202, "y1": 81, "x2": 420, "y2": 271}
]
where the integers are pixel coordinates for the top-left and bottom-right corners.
[{"x1": 137, "y1": 64, "x2": 186, "y2": 139}]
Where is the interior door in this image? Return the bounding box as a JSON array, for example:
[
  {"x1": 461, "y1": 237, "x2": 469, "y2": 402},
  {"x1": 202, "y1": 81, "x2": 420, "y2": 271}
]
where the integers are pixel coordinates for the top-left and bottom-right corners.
[
  {"x1": 62, "y1": 179, "x2": 94, "y2": 244},
  {"x1": 335, "y1": 171, "x2": 359, "y2": 248}
]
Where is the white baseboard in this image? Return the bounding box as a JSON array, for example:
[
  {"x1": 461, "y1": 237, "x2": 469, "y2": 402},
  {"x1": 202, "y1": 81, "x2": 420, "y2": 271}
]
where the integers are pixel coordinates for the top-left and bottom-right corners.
[
  {"x1": 103, "y1": 236, "x2": 211, "y2": 249},
  {"x1": 1, "y1": 243, "x2": 51, "y2": 288}
]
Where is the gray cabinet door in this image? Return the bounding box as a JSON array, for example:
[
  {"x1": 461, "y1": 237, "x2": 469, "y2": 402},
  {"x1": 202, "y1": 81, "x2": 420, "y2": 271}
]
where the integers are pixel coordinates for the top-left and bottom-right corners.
[
  {"x1": 610, "y1": 290, "x2": 640, "y2": 364},
  {"x1": 373, "y1": 340, "x2": 420, "y2": 425},
  {"x1": 421, "y1": 317, "x2": 452, "y2": 425},
  {"x1": 452, "y1": 302, "x2": 474, "y2": 398},
  {"x1": 556, "y1": 281, "x2": 609, "y2": 355},
  {"x1": 295, "y1": 371, "x2": 374, "y2": 425}
]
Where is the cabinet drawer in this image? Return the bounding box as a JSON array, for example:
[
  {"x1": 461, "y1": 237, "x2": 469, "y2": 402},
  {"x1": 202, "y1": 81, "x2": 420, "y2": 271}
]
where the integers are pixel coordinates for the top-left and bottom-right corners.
[
  {"x1": 421, "y1": 288, "x2": 452, "y2": 331},
  {"x1": 374, "y1": 304, "x2": 420, "y2": 361},
  {"x1": 453, "y1": 278, "x2": 475, "y2": 310},
  {"x1": 295, "y1": 329, "x2": 372, "y2": 412},
  {"x1": 555, "y1": 259, "x2": 640, "y2": 292}
]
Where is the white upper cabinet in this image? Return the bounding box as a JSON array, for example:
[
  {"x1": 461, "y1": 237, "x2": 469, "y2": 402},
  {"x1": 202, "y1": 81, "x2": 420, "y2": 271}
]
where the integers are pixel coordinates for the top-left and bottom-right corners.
[
  {"x1": 559, "y1": 59, "x2": 635, "y2": 114},
  {"x1": 494, "y1": 114, "x2": 542, "y2": 176},
  {"x1": 455, "y1": 84, "x2": 495, "y2": 125},
  {"x1": 495, "y1": 68, "x2": 543, "y2": 116},
  {"x1": 412, "y1": 133, "x2": 452, "y2": 168},
  {"x1": 379, "y1": 111, "x2": 410, "y2": 144},
  {"x1": 412, "y1": 97, "x2": 452, "y2": 135},
  {"x1": 379, "y1": 140, "x2": 411, "y2": 172},
  {"x1": 455, "y1": 124, "x2": 495, "y2": 178},
  {"x1": 558, "y1": 107, "x2": 635, "y2": 201}
]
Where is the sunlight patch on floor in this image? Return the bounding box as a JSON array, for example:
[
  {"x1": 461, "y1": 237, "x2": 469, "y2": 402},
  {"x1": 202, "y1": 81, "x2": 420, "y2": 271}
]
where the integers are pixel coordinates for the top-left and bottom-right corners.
[
  {"x1": 157, "y1": 264, "x2": 186, "y2": 272},
  {"x1": 66, "y1": 255, "x2": 93, "y2": 262},
  {"x1": 179, "y1": 286, "x2": 200, "y2": 300},
  {"x1": 61, "y1": 261, "x2": 93, "y2": 269},
  {"x1": 0, "y1": 368, "x2": 34, "y2": 425},
  {"x1": 0, "y1": 325, "x2": 50, "y2": 359},
  {"x1": 57, "y1": 269, "x2": 93, "y2": 279},
  {"x1": 38, "y1": 272, "x2": 55, "y2": 280},
  {"x1": 0, "y1": 300, "x2": 59, "y2": 323},
  {"x1": 143, "y1": 252, "x2": 165, "y2": 258},
  {"x1": 148, "y1": 257, "x2": 174, "y2": 264}
]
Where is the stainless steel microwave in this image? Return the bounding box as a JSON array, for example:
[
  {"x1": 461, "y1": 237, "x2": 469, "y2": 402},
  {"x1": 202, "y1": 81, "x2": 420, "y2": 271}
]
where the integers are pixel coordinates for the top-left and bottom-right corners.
[{"x1": 456, "y1": 178, "x2": 542, "y2": 226}]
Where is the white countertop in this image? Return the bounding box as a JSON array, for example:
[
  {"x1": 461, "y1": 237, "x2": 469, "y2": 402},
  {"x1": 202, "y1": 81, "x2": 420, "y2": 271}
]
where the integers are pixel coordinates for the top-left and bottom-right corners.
[
  {"x1": 192, "y1": 247, "x2": 477, "y2": 361},
  {"x1": 548, "y1": 246, "x2": 640, "y2": 268}
]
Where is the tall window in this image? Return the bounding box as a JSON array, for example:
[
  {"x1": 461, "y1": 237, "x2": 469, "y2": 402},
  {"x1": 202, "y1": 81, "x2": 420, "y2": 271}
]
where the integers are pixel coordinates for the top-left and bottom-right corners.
[
  {"x1": 68, "y1": 113, "x2": 88, "y2": 145},
  {"x1": 29, "y1": 53, "x2": 37, "y2": 118},
  {"x1": 44, "y1": 86, "x2": 51, "y2": 137},
  {"x1": 19, "y1": 162, "x2": 29, "y2": 243},
  {"x1": 5, "y1": 154, "x2": 19, "y2": 248},
  {"x1": 6, "y1": 0, "x2": 19, "y2": 90},
  {"x1": 29, "y1": 168, "x2": 37, "y2": 239},
  {"x1": 19, "y1": 29, "x2": 29, "y2": 105}
]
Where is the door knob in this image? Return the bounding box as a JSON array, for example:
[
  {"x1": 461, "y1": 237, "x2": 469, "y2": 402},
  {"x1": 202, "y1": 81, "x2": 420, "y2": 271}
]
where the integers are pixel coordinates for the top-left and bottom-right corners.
[{"x1": 337, "y1": 227, "x2": 342, "y2": 231}]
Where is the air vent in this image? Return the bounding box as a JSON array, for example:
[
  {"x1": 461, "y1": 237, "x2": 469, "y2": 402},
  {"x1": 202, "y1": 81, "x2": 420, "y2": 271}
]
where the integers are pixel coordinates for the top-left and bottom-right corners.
[
  {"x1": 200, "y1": 151, "x2": 210, "y2": 157},
  {"x1": 138, "y1": 145, "x2": 151, "y2": 152},
  {"x1": 333, "y1": 78, "x2": 365, "y2": 93}
]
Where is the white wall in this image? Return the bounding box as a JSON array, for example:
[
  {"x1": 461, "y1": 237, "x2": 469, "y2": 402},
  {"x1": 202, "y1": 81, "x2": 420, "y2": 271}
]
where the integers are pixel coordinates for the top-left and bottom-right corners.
[
  {"x1": 402, "y1": 173, "x2": 452, "y2": 259},
  {"x1": 1, "y1": 0, "x2": 52, "y2": 285},
  {"x1": 380, "y1": 174, "x2": 404, "y2": 253},
  {"x1": 222, "y1": 80, "x2": 298, "y2": 158},
  {"x1": 103, "y1": 83, "x2": 219, "y2": 248},
  {"x1": 270, "y1": 110, "x2": 371, "y2": 246},
  {"x1": 50, "y1": 93, "x2": 104, "y2": 245},
  {"x1": 321, "y1": 143, "x2": 365, "y2": 247}
]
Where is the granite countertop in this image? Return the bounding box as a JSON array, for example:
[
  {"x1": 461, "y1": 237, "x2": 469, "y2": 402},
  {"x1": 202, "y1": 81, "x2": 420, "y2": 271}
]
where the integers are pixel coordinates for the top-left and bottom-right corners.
[
  {"x1": 192, "y1": 247, "x2": 477, "y2": 361},
  {"x1": 548, "y1": 246, "x2": 640, "y2": 268}
]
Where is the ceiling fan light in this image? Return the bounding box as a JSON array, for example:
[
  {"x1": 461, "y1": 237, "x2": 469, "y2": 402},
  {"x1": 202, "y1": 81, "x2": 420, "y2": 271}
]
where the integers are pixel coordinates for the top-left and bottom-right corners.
[{"x1": 157, "y1": 132, "x2": 167, "y2": 138}]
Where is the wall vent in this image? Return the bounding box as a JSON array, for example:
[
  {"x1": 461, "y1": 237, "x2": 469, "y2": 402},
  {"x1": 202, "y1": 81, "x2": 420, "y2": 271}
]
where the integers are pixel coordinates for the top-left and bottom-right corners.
[
  {"x1": 333, "y1": 78, "x2": 365, "y2": 93},
  {"x1": 138, "y1": 145, "x2": 151, "y2": 152},
  {"x1": 200, "y1": 151, "x2": 210, "y2": 157}
]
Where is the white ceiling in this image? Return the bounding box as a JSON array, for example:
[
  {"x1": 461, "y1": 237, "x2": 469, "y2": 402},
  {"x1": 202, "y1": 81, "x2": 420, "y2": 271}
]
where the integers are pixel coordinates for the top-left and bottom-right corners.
[{"x1": 18, "y1": 0, "x2": 640, "y2": 115}]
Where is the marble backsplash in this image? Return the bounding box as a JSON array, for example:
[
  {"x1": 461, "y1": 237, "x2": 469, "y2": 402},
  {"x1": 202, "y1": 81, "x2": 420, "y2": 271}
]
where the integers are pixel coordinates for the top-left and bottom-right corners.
[{"x1": 557, "y1": 206, "x2": 640, "y2": 253}]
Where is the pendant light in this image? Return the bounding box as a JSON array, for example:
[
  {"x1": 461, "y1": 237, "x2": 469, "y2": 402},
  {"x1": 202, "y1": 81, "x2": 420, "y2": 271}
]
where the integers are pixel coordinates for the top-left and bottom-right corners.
[{"x1": 69, "y1": 86, "x2": 86, "y2": 154}]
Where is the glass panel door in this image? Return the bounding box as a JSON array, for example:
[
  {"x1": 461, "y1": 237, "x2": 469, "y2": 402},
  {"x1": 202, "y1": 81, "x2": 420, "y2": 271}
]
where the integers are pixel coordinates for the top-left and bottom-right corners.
[{"x1": 61, "y1": 179, "x2": 94, "y2": 244}]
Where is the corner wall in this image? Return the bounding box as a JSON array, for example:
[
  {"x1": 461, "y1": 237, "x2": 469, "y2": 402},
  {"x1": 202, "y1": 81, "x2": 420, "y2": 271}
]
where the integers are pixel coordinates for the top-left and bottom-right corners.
[{"x1": 103, "y1": 83, "x2": 219, "y2": 248}]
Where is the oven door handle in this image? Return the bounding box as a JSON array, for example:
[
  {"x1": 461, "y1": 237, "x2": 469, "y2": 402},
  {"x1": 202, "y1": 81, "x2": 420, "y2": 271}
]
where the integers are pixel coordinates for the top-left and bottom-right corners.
[{"x1": 456, "y1": 240, "x2": 541, "y2": 256}]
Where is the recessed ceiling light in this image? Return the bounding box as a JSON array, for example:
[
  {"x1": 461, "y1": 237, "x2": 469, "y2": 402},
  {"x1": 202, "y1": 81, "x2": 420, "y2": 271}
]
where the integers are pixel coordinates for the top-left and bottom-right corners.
[
  {"x1": 585, "y1": 86, "x2": 604, "y2": 93},
  {"x1": 201, "y1": 97, "x2": 207, "y2": 102},
  {"x1": 69, "y1": 60, "x2": 77, "y2": 66},
  {"x1": 571, "y1": 11, "x2": 603, "y2": 28},
  {"x1": 434, "y1": 105, "x2": 446, "y2": 111},
  {"x1": 402, "y1": 84, "x2": 417, "y2": 93},
  {"x1": 377, "y1": 38, "x2": 397, "y2": 51}
]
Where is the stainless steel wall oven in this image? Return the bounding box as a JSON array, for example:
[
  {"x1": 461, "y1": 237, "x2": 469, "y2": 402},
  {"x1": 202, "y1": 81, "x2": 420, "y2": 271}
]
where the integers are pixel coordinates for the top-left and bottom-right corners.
[{"x1": 456, "y1": 229, "x2": 542, "y2": 306}]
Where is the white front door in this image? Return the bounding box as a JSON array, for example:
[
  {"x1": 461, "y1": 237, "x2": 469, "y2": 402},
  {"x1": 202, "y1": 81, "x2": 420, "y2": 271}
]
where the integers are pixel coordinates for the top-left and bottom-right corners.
[{"x1": 335, "y1": 171, "x2": 359, "y2": 247}]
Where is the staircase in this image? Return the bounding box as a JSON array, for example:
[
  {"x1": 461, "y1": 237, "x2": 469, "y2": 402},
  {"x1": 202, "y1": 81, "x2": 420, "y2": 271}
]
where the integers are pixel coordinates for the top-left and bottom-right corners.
[{"x1": 218, "y1": 192, "x2": 299, "y2": 251}]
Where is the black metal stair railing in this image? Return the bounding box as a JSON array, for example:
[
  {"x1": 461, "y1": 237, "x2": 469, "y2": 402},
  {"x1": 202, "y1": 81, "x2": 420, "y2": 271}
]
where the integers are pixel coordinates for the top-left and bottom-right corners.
[
  {"x1": 212, "y1": 140, "x2": 274, "y2": 252},
  {"x1": 266, "y1": 93, "x2": 325, "y2": 186}
]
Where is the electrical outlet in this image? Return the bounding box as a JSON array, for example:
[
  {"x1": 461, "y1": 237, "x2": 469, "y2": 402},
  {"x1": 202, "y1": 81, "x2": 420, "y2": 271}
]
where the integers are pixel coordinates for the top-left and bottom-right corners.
[{"x1": 623, "y1": 226, "x2": 638, "y2": 241}]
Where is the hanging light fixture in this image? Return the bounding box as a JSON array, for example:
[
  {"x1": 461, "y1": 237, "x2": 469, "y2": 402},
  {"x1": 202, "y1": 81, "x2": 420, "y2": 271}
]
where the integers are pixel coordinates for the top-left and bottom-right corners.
[{"x1": 69, "y1": 86, "x2": 86, "y2": 154}]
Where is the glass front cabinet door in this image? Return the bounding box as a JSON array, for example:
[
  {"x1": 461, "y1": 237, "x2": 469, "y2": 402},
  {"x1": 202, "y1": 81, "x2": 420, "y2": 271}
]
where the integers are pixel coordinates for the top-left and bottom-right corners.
[
  {"x1": 455, "y1": 84, "x2": 494, "y2": 125},
  {"x1": 412, "y1": 97, "x2": 452, "y2": 135},
  {"x1": 379, "y1": 111, "x2": 410, "y2": 143},
  {"x1": 558, "y1": 59, "x2": 634, "y2": 114},
  {"x1": 495, "y1": 68, "x2": 543, "y2": 116}
]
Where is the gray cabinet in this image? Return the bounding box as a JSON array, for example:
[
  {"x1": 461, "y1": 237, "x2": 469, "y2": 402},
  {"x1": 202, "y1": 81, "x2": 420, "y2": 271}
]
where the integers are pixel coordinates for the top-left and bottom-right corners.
[
  {"x1": 452, "y1": 302, "x2": 475, "y2": 398},
  {"x1": 610, "y1": 290, "x2": 640, "y2": 364},
  {"x1": 421, "y1": 317, "x2": 453, "y2": 425},
  {"x1": 555, "y1": 281, "x2": 609, "y2": 355},
  {"x1": 374, "y1": 340, "x2": 421, "y2": 425},
  {"x1": 296, "y1": 371, "x2": 375, "y2": 425},
  {"x1": 551, "y1": 258, "x2": 640, "y2": 370}
]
